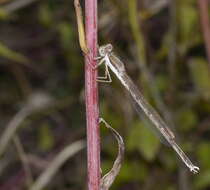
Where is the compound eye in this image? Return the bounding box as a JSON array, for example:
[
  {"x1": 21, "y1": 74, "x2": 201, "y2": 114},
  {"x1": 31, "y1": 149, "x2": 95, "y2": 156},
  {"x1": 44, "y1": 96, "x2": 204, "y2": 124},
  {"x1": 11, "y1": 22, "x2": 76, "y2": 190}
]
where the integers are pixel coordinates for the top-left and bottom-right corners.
[{"x1": 107, "y1": 44, "x2": 113, "y2": 52}]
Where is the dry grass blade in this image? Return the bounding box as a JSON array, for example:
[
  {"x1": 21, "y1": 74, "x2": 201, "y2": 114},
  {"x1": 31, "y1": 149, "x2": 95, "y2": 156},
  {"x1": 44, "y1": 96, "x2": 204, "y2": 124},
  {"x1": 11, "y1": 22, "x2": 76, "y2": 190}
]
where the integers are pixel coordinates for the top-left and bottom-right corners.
[
  {"x1": 74, "y1": 0, "x2": 89, "y2": 54},
  {"x1": 0, "y1": 92, "x2": 52, "y2": 157},
  {"x1": 29, "y1": 140, "x2": 85, "y2": 190},
  {"x1": 99, "y1": 118, "x2": 125, "y2": 190},
  {"x1": 13, "y1": 135, "x2": 33, "y2": 187},
  {"x1": 0, "y1": 42, "x2": 29, "y2": 64}
]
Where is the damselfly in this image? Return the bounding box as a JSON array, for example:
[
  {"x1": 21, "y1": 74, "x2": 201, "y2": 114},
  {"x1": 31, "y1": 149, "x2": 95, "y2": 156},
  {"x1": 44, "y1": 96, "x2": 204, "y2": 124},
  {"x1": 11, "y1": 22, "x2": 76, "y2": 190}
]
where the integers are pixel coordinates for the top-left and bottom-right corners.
[{"x1": 95, "y1": 44, "x2": 199, "y2": 174}]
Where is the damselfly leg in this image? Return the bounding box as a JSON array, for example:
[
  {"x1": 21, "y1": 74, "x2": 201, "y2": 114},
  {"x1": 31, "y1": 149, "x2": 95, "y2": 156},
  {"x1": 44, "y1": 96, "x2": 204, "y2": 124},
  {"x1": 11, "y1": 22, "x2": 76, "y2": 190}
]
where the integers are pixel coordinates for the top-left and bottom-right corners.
[{"x1": 85, "y1": 51, "x2": 112, "y2": 83}]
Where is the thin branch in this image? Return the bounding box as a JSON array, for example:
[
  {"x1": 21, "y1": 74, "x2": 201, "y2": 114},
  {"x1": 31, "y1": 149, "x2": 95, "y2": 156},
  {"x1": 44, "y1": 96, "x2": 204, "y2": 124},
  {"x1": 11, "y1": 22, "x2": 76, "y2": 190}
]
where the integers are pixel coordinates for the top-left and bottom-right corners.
[
  {"x1": 0, "y1": 107, "x2": 29, "y2": 157},
  {"x1": 198, "y1": 0, "x2": 210, "y2": 68},
  {"x1": 13, "y1": 135, "x2": 33, "y2": 187},
  {"x1": 128, "y1": 0, "x2": 174, "y2": 126},
  {"x1": 2, "y1": 0, "x2": 40, "y2": 13}
]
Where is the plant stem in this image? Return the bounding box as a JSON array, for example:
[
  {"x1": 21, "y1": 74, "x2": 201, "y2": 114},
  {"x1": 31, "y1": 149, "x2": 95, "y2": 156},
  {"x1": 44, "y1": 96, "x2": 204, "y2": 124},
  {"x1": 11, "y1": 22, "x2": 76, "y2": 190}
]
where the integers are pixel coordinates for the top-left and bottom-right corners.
[{"x1": 85, "y1": 0, "x2": 100, "y2": 190}]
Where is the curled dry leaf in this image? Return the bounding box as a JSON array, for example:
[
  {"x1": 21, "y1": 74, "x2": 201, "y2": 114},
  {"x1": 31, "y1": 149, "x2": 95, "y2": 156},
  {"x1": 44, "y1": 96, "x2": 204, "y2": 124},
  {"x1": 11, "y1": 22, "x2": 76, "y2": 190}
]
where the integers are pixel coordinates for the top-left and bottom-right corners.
[
  {"x1": 74, "y1": 0, "x2": 89, "y2": 54},
  {"x1": 99, "y1": 118, "x2": 125, "y2": 190}
]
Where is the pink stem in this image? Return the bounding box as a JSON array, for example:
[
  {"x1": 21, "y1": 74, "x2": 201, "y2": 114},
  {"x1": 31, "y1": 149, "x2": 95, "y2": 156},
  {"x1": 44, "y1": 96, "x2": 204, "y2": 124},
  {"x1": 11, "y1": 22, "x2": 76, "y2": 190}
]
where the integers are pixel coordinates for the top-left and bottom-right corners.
[{"x1": 85, "y1": 0, "x2": 100, "y2": 190}]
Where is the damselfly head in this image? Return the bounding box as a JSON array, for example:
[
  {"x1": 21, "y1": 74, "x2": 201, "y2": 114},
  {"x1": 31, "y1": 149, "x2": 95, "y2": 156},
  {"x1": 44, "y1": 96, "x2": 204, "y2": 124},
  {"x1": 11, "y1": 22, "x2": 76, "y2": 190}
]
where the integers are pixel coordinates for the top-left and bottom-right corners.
[{"x1": 99, "y1": 44, "x2": 113, "y2": 57}]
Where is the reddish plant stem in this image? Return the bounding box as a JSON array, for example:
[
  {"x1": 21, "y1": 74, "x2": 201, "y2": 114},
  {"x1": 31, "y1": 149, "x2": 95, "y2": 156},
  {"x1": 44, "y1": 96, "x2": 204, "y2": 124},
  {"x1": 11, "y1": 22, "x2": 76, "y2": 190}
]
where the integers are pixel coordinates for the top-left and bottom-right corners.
[
  {"x1": 198, "y1": 0, "x2": 210, "y2": 67},
  {"x1": 85, "y1": 0, "x2": 100, "y2": 190}
]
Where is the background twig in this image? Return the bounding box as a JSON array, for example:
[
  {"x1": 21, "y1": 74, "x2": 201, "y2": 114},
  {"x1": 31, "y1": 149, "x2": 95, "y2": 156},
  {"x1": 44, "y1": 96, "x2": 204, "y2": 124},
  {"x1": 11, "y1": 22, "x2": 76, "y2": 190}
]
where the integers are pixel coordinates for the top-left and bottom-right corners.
[{"x1": 198, "y1": 0, "x2": 210, "y2": 69}]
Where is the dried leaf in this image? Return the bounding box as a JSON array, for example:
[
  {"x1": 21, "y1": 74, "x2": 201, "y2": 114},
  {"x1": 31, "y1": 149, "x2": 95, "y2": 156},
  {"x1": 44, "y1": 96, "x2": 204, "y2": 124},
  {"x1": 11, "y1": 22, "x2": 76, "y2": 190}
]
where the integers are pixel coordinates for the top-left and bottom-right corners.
[
  {"x1": 74, "y1": 0, "x2": 88, "y2": 54},
  {"x1": 99, "y1": 118, "x2": 125, "y2": 190}
]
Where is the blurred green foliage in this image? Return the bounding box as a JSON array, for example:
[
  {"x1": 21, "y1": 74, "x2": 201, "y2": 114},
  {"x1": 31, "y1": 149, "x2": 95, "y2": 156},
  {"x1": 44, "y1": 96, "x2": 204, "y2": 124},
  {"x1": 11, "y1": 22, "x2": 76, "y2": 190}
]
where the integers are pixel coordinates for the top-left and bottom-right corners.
[
  {"x1": 177, "y1": 0, "x2": 200, "y2": 54},
  {"x1": 189, "y1": 58, "x2": 210, "y2": 99},
  {"x1": 0, "y1": 42, "x2": 29, "y2": 64},
  {"x1": 176, "y1": 108, "x2": 198, "y2": 131},
  {"x1": 38, "y1": 122, "x2": 54, "y2": 151},
  {"x1": 127, "y1": 121, "x2": 160, "y2": 161}
]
